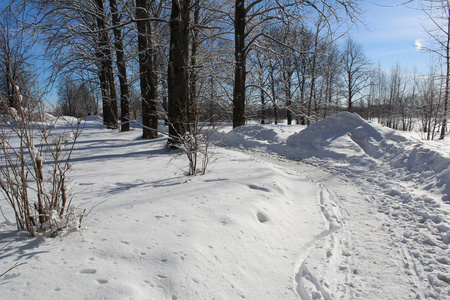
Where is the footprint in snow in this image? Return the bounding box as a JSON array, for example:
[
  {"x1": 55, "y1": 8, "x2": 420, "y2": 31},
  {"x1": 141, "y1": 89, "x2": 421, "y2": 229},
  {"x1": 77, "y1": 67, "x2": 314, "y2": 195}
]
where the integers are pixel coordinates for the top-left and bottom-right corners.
[
  {"x1": 257, "y1": 212, "x2": 269, "y2": 223},
  {"x1": 96, "y1": 279, "x2": 108, "y2": 284},
  {"x1": 79, "y1": 269, "x2": 97, "y2": 274},
  {"x1": 248, "y1": 184, "x2": 271, "y2": 193}
]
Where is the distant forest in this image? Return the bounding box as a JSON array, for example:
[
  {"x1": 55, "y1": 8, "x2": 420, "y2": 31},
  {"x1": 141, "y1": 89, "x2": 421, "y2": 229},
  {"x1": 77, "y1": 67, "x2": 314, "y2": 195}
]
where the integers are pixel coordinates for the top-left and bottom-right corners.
[{"x1": 1, "y1": 0, "x2": 449, "y2": 141}]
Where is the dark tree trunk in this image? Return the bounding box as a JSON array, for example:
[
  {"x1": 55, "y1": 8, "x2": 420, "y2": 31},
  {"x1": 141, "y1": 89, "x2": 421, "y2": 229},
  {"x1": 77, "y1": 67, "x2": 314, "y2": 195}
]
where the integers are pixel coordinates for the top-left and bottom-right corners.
[
  {"x1": 136, "y1": 0, "x2": 158, "y2": 139},
  {"x1": 270, "y1": 63, "x2": 277, "y2": 124},
  {"x1": 95, "y1": 0, "x2": 118, "y2": 129},
  {"x1": 233, "y1": 0, "x2": 246, "y2": 128},
  {"x1": 285, "y1": 72, "x2": 292, "y2": 125},
  {"x1": 347, "y1": 75, "x2": 353, "y2": 113},
  {"x1": 440, "y1": 7, "x2": 450, "y2": 140},
  {"x1": 260, "y1": 85, "x2": 265, "y2": 124},
  {"x1": 110, "y1": 0, "x2": 130, "y2": 132},
  {"x1": 167, "y1": 0, "x2": 191, "y2": 147}
]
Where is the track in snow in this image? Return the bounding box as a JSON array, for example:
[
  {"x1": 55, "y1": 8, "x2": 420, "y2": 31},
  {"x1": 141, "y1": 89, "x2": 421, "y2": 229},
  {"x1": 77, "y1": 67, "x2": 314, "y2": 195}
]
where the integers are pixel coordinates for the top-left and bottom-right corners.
[
  {"x1": 246, "y1": 151, "x2": 435, "y2": 299},
  {"x1": 294, "y1": 186, "x2": 343, "y2": 300}
]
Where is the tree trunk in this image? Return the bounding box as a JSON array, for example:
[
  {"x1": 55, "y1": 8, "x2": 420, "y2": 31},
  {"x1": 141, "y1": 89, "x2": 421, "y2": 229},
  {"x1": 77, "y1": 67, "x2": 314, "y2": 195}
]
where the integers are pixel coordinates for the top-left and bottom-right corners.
[
  {"x1": 110, "y1": 0, "x2": 130, "y2": 132},
  {"x1": 307, "y1": 31, "x2": 318, "y2": 126},
  {"x1": 439, "y1": 5, "x2": 450, "y2": 139},
  {"x1": 95, "y1": 0, "x2": 118, "y2": 129},
  {"x1": 285, "y1": 72, "x2": 292, "y2": 125},
  {"x1": 347, "y1": 74, "x2": 353, "y2": 112},
  {"x1": 167, "y1": 0, "x2": 191, "y2": 146},
  {"x1": 270, "y1": 65, "x2": 278, "y2": 124},
  {"x1": 233, "y1": 0, "x2": 246, "y2": 128},
  {"x1": 188, "y1": 1, "x2": 200, "y2": 125},
  {"x1": 136, "y1": 0, "x2": 158, "y2": 139},
  {"x1": 260, "y1": 78, "x2": 265, "y2": 124}
]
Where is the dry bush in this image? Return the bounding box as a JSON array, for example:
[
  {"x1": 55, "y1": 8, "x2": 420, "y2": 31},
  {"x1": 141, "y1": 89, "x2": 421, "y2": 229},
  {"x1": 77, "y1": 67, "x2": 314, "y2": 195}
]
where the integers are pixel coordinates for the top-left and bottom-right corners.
[{"x1": 0, "y1": 84, "x2": 83, "y2": 237}]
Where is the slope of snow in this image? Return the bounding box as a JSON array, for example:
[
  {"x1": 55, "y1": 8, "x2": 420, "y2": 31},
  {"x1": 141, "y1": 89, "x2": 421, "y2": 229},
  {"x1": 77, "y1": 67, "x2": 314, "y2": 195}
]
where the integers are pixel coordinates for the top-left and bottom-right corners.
[
  {"x1": 221, "y1": 111, "x2": 450, "y2": 298},
  {"x1": 1, "y1": 118, "x2": 339, "y2": 299},
  {"x1": 1, "y1": 112, "x2": 450, "y2": 299}
]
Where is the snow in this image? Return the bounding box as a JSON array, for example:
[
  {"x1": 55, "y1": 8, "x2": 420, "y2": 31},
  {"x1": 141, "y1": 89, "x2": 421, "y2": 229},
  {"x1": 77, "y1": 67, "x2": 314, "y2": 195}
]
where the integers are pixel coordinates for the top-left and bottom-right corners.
[{"x1": 1, "y1": 112, "x2": 450, "y2": 299}]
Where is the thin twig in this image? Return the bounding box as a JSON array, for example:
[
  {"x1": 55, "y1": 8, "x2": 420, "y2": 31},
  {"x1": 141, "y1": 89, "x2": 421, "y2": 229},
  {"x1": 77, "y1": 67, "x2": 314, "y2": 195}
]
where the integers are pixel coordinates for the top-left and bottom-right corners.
[{"x1": 0, "y1": 262, "x2": 27, "y2": 278}]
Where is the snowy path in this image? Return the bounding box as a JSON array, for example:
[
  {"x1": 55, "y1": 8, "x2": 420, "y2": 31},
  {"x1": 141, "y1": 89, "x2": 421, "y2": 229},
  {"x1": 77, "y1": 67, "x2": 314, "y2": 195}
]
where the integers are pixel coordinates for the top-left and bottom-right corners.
[
  {"x1": 220, "y1": 113, "x2": 450, "y2": 298},
  {"x1": 247, "y1": 151, "x2": 447, "y2": 299}
]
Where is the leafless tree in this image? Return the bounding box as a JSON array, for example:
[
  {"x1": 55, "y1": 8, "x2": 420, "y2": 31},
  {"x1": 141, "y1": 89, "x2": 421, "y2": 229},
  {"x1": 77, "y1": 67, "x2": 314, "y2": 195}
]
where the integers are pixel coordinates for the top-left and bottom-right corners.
[
  {"x1": 232, "y1": 0, "x2": 362, "y2": 128},
  {"x1": 167, "y1": 0, "x2": 191, "y2": 147},
  {"x1": 341, "y1": 36, "x2": 370, "y2": 112},
  {"x1": 135, "y1": 0, "x2": 161, "y2": 139},
  {"x1": 418, "y1": 0, "x2": 450, "y2": 139},
  {"x1": 57, "y1": 76, "x2": 98, "y2": 118},
  {"x1": 0, "y1": 8, "x2": 35, "y2": 111},
  {"x1": 110, "y1": 0, "x2": 131, "y2": 132}
]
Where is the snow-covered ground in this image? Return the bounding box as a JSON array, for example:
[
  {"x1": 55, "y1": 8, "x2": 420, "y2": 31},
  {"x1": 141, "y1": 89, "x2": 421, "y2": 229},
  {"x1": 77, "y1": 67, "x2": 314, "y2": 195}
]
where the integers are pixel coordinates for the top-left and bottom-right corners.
[{"x1": 1, "y1": 112, "x2": 449, "y2": 299}]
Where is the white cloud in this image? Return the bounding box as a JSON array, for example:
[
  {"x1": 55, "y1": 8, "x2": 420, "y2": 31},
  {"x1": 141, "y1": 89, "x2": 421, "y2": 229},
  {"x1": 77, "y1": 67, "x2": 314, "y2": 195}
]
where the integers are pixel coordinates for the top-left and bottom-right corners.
[{"x1": 414, "y1": 39, "x2": 423, "y2": 51}]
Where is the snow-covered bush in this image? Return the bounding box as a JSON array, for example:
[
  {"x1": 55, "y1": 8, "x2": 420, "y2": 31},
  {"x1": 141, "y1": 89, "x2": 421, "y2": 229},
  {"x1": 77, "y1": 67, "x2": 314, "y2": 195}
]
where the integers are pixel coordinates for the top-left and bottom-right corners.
[{"x1": 0, "y1": 84, "x2": 83, "y2": 237}]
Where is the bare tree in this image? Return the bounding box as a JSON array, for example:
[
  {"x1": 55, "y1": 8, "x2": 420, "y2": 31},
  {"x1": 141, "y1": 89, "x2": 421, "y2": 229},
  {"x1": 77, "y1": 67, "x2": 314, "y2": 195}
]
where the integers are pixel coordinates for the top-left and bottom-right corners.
[
  {"x1": 167, "y1": 0, "x2": 191, "y2": 147},
  {"x1": 341, "y1": 37, "x2": 370, "y2": 112},
  {"x1": 418, "y1": 0, "x2": 450, "y2": 139},
  {"x1": 231, "y1": 0, "x2": 361, "y2": 128},
  {"x1": 0, "y1": 8, "x2": 34, "y2": 111},
  {"x1": 110, "y1": 0, "x2": 131, "y2": 132},
  {"x1": 94, "y1": 0, "x2": 119, "y2": 129},
  {"x1": 135, "y1": 0, "x2": 160, "y2": 139},
  {"x1": 57, "y1": 76, "x2": 98, "y2": 118}
]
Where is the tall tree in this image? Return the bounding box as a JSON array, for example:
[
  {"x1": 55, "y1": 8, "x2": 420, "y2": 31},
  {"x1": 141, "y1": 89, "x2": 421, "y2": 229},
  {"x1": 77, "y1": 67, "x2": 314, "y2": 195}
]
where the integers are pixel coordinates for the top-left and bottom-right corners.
[
  {"x1": 419, "y1": 0, "x2": 450, "y2": 139},
  {"x1": 233, "y1": 0, "x2": 247, "y2": 128},
  {"x1": 135, "y1": 0, "x2": 159, "y2": 139},
  {"x1": 110, "y1": 0, "x2": 131, "y2": 132},
  {"x1": 167, "y1": 0, "x2": 191, "y2": 146},
  {"x1": 0, "y1": 8, "x2": 34, "y2": 110},
  {"x1": 232, "y1": 0, "x2": 362, "y2": 128},
  {"x1": 342, "y1": 37, "x2": 370, "y2": 112},
  {"x1": 95, "y1": 0, "x2": 118, "y2": 129}
]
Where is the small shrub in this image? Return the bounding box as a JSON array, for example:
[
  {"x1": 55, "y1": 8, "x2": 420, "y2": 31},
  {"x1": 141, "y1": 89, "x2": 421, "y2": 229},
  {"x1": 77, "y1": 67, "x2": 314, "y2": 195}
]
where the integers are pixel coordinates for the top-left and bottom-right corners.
[{"x1": 0, "y1": 84, "x2": 83, "y2": 237}]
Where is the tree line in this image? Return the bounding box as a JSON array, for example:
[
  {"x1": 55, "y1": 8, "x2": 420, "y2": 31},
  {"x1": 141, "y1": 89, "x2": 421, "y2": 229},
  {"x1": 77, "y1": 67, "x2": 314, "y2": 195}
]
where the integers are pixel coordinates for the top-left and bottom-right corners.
[{"x1": 0, "y1": 0, "x2": 449, "y2": 141}]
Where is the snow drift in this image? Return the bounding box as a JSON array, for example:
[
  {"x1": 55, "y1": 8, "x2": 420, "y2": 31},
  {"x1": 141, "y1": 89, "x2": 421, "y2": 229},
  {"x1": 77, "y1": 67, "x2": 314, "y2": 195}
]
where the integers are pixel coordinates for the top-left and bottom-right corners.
[
  {"x1": 221, "y1": 112, "x2": 450, "y2": 298},
  {"x1": 223, "y1": 112, "x2": 450, "y2": 203}
]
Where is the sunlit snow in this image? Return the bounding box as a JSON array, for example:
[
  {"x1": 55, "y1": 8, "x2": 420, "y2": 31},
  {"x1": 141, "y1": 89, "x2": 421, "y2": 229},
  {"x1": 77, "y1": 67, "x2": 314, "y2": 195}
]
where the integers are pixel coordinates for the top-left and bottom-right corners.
[{"x1": 1, "y1": 112, "x2": 449, "y2": 299}]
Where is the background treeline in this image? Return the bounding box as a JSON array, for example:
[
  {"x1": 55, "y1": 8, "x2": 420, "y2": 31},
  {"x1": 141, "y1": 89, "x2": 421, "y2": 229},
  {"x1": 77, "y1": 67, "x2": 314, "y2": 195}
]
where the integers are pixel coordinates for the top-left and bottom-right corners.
[{"x1": 0, "y1": 0, "x2": 449, "y2": 140}]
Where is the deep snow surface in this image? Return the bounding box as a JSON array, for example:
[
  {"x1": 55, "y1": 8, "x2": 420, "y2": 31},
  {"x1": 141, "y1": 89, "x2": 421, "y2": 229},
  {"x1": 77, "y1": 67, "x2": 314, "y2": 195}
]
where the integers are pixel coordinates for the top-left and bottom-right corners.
[{"x1": 1, "y1": 112, "x2": 450, "y2": 299}]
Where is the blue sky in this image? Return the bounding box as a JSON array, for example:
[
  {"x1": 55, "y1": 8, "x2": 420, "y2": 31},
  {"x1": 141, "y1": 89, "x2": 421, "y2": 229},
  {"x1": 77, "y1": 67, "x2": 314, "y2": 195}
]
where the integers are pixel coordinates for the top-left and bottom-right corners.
[
  {"x1": 351, "y1": 0, "x2": 432, "y2": 74},
  {"x1": 0, "y1": 0, "x2": 437, "y2": 105}
]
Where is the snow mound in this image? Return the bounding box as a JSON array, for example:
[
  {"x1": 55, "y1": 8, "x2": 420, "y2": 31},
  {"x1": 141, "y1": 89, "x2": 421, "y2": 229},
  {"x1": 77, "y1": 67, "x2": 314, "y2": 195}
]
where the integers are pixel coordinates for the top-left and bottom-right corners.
[
  {"x1": 222, "y1": 112, "x2": 450, "y2": 202},
  {"x1": 286, "y1": 112, "x2": 406, "y2": 160},
  {"x1": 222, "y1": 124, "x2": 282, "y2": 149}
]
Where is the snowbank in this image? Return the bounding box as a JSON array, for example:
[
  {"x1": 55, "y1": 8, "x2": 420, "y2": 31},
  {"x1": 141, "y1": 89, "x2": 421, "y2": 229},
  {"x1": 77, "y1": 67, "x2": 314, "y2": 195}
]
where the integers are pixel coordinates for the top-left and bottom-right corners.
[
  {"x1": 223, "y1": 112, "x2": 450, "y2": 203},
  {"x1": 221, "y1": 112, "x2": 450, "y2": 297},
  {"x1": 285, "y1": 111, "x2": 405, "y2": 160}
]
